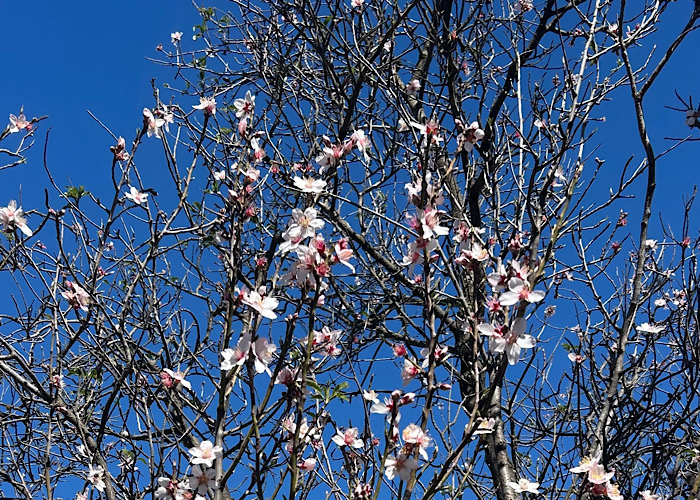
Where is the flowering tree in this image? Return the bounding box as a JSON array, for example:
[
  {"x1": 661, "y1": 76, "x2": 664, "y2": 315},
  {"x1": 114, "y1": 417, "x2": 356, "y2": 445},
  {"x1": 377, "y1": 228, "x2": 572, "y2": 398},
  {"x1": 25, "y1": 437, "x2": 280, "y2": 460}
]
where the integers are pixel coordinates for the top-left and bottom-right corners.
[{"x1": 1, "y1": 1, "x2": 700, "y2": 500}]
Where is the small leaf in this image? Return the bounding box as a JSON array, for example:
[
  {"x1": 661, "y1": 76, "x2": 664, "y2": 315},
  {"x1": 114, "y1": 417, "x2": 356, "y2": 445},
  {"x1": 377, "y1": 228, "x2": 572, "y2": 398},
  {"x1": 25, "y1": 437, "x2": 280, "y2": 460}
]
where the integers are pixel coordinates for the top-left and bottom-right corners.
[{"x1": 64, "y1": 185, "x2": 90, "y2": 203}]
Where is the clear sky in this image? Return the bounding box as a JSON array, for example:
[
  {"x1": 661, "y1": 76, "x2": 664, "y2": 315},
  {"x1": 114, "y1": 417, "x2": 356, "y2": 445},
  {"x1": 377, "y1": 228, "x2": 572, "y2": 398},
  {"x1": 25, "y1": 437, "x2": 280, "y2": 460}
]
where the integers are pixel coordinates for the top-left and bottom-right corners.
[
  {"x1": 0, "y1": 1, "x2": 698, "y2": 497},
  {"x1": 0, "y1": 0, "x2": 197, "y2": 211},
  {"x1": 1, "y1": 0, "x2": 698, "y2": 244}
]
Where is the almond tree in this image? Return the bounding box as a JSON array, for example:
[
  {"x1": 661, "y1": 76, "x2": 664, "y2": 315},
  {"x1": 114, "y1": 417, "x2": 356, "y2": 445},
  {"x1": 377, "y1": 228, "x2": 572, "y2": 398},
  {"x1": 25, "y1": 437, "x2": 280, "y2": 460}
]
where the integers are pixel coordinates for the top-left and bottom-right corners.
[{"x1": 1, "y1": 1, "x2": 699, "y2": 500}]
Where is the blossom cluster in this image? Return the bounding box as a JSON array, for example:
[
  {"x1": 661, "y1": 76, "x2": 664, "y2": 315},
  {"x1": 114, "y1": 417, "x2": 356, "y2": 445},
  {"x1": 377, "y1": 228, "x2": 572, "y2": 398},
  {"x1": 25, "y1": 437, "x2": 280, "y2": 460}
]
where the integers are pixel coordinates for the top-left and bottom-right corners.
[
  {"x1": 221, "y1": 331, "x2": 277, "y2": 374},
  {"x1": 570, "y1": 453, "x2": 623, "y2": 500},
  {"x1": 477, "y1": 253, "x2": 544, "y2": 364},
  {"x1": 278, "y1": 204, "x2": 355, "y2": 291},
  {"x1": 385, "y1": 423, "x2": 432, "y2": 481},
  {"x1": 403, "y1": 172, "x2": 448, "y2": 277},
  {"x1": 315, "y1": 129, "x2": 371, "y2": 170},
  {"x1": 280, "y1": 413, "x2": 323, "y2": 467},
  {"x1": 154, "y1": 440, "x2": 222, "y2": 499},
  {"x1": 143, "y1": 105, "x2": 174, "y2": 139}
]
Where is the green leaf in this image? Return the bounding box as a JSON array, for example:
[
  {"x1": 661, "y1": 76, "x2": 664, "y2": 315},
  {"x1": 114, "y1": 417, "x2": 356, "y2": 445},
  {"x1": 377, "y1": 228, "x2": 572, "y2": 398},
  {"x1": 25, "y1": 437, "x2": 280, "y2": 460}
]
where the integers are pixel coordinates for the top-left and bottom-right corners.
[
  {"x1": 200, "y1": 7, "x2": 214, "y2": 21},
  {"x1": 64, "y1": 185, "x2": 90, "y2": 203},
  {"x1": 306, "y1": 380, "x2": 322, "y2": 394}
]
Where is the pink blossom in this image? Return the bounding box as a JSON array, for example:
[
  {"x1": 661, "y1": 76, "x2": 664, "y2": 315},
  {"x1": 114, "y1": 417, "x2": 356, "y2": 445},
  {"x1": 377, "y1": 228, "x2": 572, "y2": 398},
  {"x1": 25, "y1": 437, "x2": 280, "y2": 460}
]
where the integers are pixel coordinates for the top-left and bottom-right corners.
[
  {"x1": 9, "y1": 113, "x2": 31, "y2": 133},
  {"x1": 275, "y1": 366, "x2": 297, "y2": 386},
  {"x1": 637, "y1": 322, "x2": 664, "y2": 334},
  {"x1": 221, "y1": 333, "x2": 277, "y2": 374},
  {"x1": 241, "y1": 290, "x2": 279, "y2": 319},
  {"x1": 161, "y1": 369, "x2": 192, "y2": 391},
  {"x1": 392, "y1": 344, "x2": 407, "y2": 357},
  {"x1": 419, "y1": 205, "x2": 449, "y2": 239},
  {"x1": 315, "y1": 143, "x2": 346, "y2": 168},
  {"x1": 252, "y1": 337, "x2": 277, "y2": 374},
  {"x1": 401, "y1": 358, "x2": 422, "y2": 385},
  {"x1": 606, "y1": 483, "x2": 623, "y2": 500},
  {"x1": 512, "y1": 0, "x2": 534, "y2": 14},
  {"x1": 403, "y1": 238, "x2": 438, "y2": 275},
  {"x1": 354, "y1": 483, "x2": 372, "y2": 499},
  {"x1": 570, "y1": 453, "x2": 615, "y2": 485},
  {"x1": 452, "y1": 220, "x2": 483, "y2": 245},
  {"x1": 351, "y1": 129, "x2": 371, "y2": 161},
  {"x1": 487, "y1": 264, "x2": 508, "y2": 292},
  {"x1": 143, "y1": 108, "x2": 166, "y2": 138},
  {"x1": 188, "y1": 440, "x2": 223, "y2": 467},
  {"x1": 499, "y1": 278, "x2": 545, "y2": 306},
  {"x1": 370, "y1": 398, "x2": 393, "y2": 415},
  {"x1": 221, "y1": 335, "x2": 251, "y2": 371},
  {"x1": 233, "y1": 91, "x2": 255, "y2": 118},
  {"x1": 640, "y1": 490, "x2": 659, "y2": 500},
  {"x1": 155, "y1": 477, "x2": 184, "y2": 500},
  {"x1": 477, "y1": 317, "x2": 536, "y2": 365},
  {"x1": 461, "y1": 122, "x2": 484, "y2": 152},
  {"x1": 238, "y1": 118, "x2": 248, "y2": 137},
  {"x1": 110, "y1": 136, "x2": 129, "y2": 161},
  {"x1": 311, "y1": 326, "x2": 342, "y2": 357},
  {"x1": 51, "y1": 373, "x2": 65, "y2": 389},
  {"x1": 486, "y1": 296, "x2": 502, "y2": 313},
  {"x1": 333, "y1": 239, "x2": 355, "y2": 272},
  {"x1": 405, "y1": 172, "x2": 444, "y2": 206},
  {"x1": 568, "y1": 352, "x2": 585, "y2": 363},
  {"x1": 298, "y1": 457, "x2": 317, "y2": 471},
  {"x1": 62, "y1": 281, "x2": 90, "y2": 312},
  {"x1": 249, "y1": 135, "x2": 266, "y2": 163},
  {"x1": 0, "y1": 200, "x2": 32, "y2": 236},
  {"x1": 510, "y1": 260, "x2": 530, "y2": 280},
  {"x1": 125, "y1": 186, "x2": 148, "y2": 205},
  {"x1": 362, "y1": 390, "x2": 380, "y2": 403},
  {"x1": 244, "y1": 167, "x2": 260, "y2": 183},
  {"x1": 402, "y1": 424, "x2": 432, "y2": 459},
  {"x1": 586, "y1": 463, "x2": 616, "y2": 485},
  {"x1": 506, "y1": 478, "x2": 540, "y2": 494},
  {"x1": 171, "y1": 32, "x2": 183, "y2": 44},
  {"x1": 158, "y1": 106, "x2": 174, "y2": 132},
  {"x1": 86, "y1": 465, "x2": 106, "y2": 492},
  {"x1": 192, "y1": 96, "x2": 217, "y2": 116},
  {"x1": 456, "y1": 242, "x2": 489, "y2": 268},
  {"x1": 286, "y1": 208, "x2": 325, "y2": 241},
  {"x1": 332, "y1": 427, "x2": 364, "y2": 448},
  {"x1": 405, "y1": 79, "x2": 421, "y2": 96},
  {"x1": 411, "y1": 120, "x2": 444, "y2": 146},
  {"x1": 420, "y1": 345, "x2": 449, "y2": 368},
  {"x1": 188, "y1": 465, "x2": 217, "y2": 495},
  {"x1": 472, "y1": 417, "x2": 496, "y2": 435},
  {"x1": 278, "y1": 232, "x2": 305, "y2": 256},
  {"x1": 385, "y1": 453, "x2": 419, "y2": 481},
  {"x1": 293, "y1": 176, "x2": 327, "y2": 193}
]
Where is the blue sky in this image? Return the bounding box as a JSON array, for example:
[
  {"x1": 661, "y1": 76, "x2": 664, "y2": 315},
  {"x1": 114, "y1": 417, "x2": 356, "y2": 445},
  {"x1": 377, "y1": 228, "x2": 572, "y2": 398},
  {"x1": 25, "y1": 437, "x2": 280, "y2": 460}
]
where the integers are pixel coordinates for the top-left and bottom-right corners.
[
  {"x1": 0, "y1": 0, "x2": 196, "y2": 206},
  {"x1": 1, "y1": 0, "x2": 698, "y2": 242},
  {"x1": 0, "y1": 1, "x2": 699, "y2": 496}
]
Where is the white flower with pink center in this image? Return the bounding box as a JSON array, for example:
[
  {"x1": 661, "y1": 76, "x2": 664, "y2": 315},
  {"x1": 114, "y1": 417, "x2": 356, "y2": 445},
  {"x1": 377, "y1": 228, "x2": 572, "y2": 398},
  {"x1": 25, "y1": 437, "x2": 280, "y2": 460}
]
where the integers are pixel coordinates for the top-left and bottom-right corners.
[
  {"x1": 332, "y1": 427, "x2": 363, "y2": 448},
  {"x1": 385, "y1": 452, "x2": 419, "y2": 481},
  {"x1": 192, "y1": 96, "x2": 217, "y2": 116},
  {"x1": 188, "y1": 440, "x2": 223, "y2": 467},
  {"x1": 477, "y1": 317, "x2": 536, "y2": 365}
]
